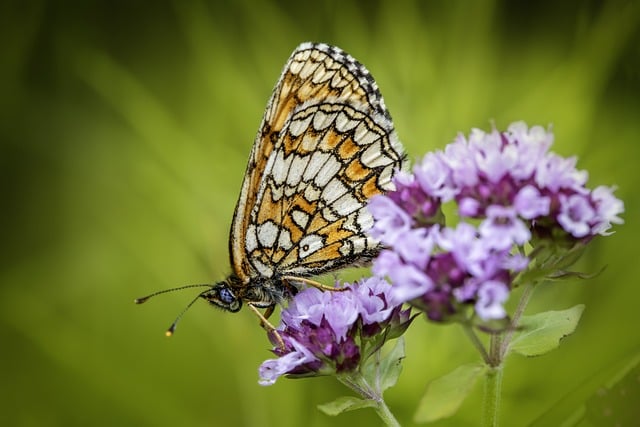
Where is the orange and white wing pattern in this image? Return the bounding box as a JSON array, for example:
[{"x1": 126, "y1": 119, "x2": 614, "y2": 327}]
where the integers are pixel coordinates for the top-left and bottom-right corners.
[{"x1": 230, "y1": 42, "x2": 406, "y2": 284}]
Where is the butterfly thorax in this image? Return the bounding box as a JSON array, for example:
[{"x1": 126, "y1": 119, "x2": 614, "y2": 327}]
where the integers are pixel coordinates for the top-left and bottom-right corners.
[{"x1": 199, "y1": 274, "x2": 296, "y2": 313}]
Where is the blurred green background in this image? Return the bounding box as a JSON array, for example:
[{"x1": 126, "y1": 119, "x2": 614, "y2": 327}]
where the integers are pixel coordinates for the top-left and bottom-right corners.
[{"x1": 1, "y1": 1, "x2": 638, "y2": 426}]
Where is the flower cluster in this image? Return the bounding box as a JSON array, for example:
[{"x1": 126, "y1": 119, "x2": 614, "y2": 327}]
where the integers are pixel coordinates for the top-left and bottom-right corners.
[
  {"x1": 258, "y1": 277, "x2": 411, "y2": 386},
  {"x1": 369, "y1": 122, "x2": 624, "y2": 323}
]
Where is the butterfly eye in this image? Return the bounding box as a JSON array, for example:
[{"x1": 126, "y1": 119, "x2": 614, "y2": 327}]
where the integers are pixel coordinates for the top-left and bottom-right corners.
[{"x1": 218, "y1": 287, "x2": 236, "y2": 305}]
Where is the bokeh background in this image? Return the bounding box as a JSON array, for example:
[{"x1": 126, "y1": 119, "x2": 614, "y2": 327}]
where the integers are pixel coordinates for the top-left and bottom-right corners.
[{"x1": 1, "y1": 1, "x2": 638, "y2": 426}]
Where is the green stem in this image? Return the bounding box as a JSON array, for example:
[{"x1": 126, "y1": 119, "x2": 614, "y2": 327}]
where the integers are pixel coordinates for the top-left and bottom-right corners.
[
  {"x1": 488, "y1": 332, "x2": 502, "y2": 367},
  {"x1": 374, "y1": 398, "x2": 402, "y2": 427},
  {"x1": 499, "y1": 282, "x2": 536, "y2": 360},
  {"x1": 338, "y1": 375, "x2": 400, "y2": 427},
  {"x1": 479, "y1": 281, "x2": 537, "y2": 427},
  {"x1": 482, "y1": 364, "x2": 504, "y2": 427},
  {"x1": 462, "y1": 322, "x2": 491, "y2": 364}
]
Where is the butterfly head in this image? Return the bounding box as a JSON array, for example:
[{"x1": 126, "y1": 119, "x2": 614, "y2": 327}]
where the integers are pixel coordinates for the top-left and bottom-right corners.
[{"x1": 200, "y1": 281, "x2": 242, "y2": 313}]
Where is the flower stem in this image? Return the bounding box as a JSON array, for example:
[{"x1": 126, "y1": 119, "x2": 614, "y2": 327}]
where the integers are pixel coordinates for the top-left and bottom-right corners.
[
  {"x1": 479, "y1": 281, "x2": 537, "y2": 427},
  {"x1": 375, "y1": 398, "x2": 401, "y2": 427},
  {"x1": 482, "y1": 364, "x2": 503, "y2": 427},
  {"x1": 500, "y1": 281, "x2": 536, "y2": 360},
  {"x1": 462, "y1": 323, "x2": 490, "y2": 364},
  {"x1": 338, "y1": 374, "x2": 401, "y2": 427}
]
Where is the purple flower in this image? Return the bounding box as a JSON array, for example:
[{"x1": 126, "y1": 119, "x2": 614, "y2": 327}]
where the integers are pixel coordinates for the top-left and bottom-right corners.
[
  {"x1": 352, "y1": 277, "x2": 394, "y2": 321},
  {"x1": 391, "y1": 121, "x2": 621, "y2": 242},
  {"x1": 324, "y1": 290, "x2": 359, "y2": 341},
  {"x1": 370, "y1": 170, "x2": 445, "y2": 231},
  {"x1": 414, "y1": 152, "x2": 457, "y2": 201},
  {"x1": 383, "y1": 222, "x2": 522, "y2": 322},
  {"x1": 505, "y1": 122, "x2": 553, "y2": 180},
  {"x1": 374, "y1": 250, "x2": 434, "y2": 301},
  {"x1": 393, "y1": 227, "x2": 436, "y2": 269},
  {"x1": 458, "y1": 197, "x2": 481, "y2": 217},
  {"x1": 514, "y1": 185, "x2": 551, "y2": 219},
  {"x1": 258, "y1": 338, "x2": 318, "y2": 386},
  {"x1": 258, "y1": 279, "x2": 411, "y2": 385},
  {"x1": 475, "y1": 280, "x2": 509, "y2": 320},
  {"x1": 366, "y1": 121, "x2": 623, "y2": 326},
  {"x1": 535, "y1": 153, "x2": 587, "y2": 194},
  {"x1": 368, "y1": 195, "x2": 413, "y2": 245},
  {"x1": 442, "y1": 134, "x2": 479, "y2": 188},
  {"x1": 469, "y1": 127, "x2": 516, "y2": 184},
  {"x1": 557, "y1": 193, "x2": 596, "y2": 238},
  {"x1": 280, "y1": 285, "x2": 327, "y2": 329},
  {"x1": 480, "y1": 205, "x2": 531, "y2": 250},
  {"x1": 591, "y1": 185, "x2": 625, "y2": 235},
  {"x1": 436, "y1": 223, "x2": 487, "y2": 277}
]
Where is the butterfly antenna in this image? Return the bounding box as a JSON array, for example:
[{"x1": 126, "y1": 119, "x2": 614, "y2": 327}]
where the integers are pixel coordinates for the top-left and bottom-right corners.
[
  {"x1": 165, "y1": 293, "x2": 204, "y2": 337},
  {"x1": 134, "y1": 284, "x2": 212, "y2": 304}
]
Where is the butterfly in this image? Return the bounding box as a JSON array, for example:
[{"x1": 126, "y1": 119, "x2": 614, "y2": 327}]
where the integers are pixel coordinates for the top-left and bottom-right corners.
[{"x1": 136, "y1": 42, "x2": 406, "y2": 339}]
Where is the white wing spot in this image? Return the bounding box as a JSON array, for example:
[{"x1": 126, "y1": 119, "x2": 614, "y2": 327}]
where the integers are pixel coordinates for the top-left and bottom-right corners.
[
  {"x1": 361, "y1": 141, "x2": 393, "y2": 168},
  {"x1": 292, "y1": 209, "x2": 310, "y2": 229},
  {"x1": 299, "y1": 60, "x2": 321, "y2": 79},
  {"x1": 314, "y1": 154, "x2": 341, "y2": 187},
  {"x1": 257, "y1": 221, "x2": 279, "y2": 248},
  {"x1": 271, "y1": 150, "x2": 292, "y2": 185},
  {"x1": 286, "y1": 154, "x2": 310, "y2": 186},
  {"x1": 270, "y1": 183, "x2": 284, "y2": 201},
  {"x1": 335, "y1": 111, "x2": 359, "y2": 132},
  {"x1": 340, "y1": 236, "x2": 370, "y2": 256},
  {"x1": 357, "y1": 210, "x2": 374, "y2": 230},
  {"x1": 278, "y1": 228, "x2": 293, "y2": 250},
  {"x1": 304, "y1": 185, "x2": 321, "y2": 202},
  {"x1": 289, "y1": 115, "x2": 313, "y2": 137},
  {"x1": 321, "y1": 207, "x2": 338, "y2": 222},
  {"x1": 303, "y1": 151, "x2": 330, "y2": 181},
  {"x1": 378, "y1": 165, "x2": 395, "y2": 189},
  {"x1": 299, "y1": 234, "x2": 324, "y2": 258},
  {"x1": 289, "y1": 59, "x2": 304, "y2": 74},
  {"x1": 332, "y1": 192, "x2": 362, "y2": 216},
  {"x1": 252, "y1": 258, "x2": 274, "y2": 277},
  {"x1": 331, "y1": 71, "x2": 349, "y2": 88},
  {"x1": 354, "y1": 122, "x2": 380, "y2": 146},
  {"x1": 312, "y1": 109, "x2": 337, "y2": 131},
  {"x1": 245, "y1": 224, "x2": 258, "y2": 252},
  {"x1": 321, "y1": 178, "x2": 349, "y2": 204},
  {"x1": 312, "y1": 65, "x2": 334, "y2": 84}
]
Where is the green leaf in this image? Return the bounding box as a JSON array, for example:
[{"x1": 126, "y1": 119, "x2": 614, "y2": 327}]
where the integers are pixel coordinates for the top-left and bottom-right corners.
[
  {"x1": 317, "y1": 396, "x2": 376, "y2": 416},
  {"x1": 413, "y1": 362, "x2": 486, "y2": 423},
  {"x1": 510, "y1": 305, "x2": 585, "y2": 357},
  {"x1": 379, "y1": 337, "x2": 405, "y2": 392},
  {"x1": 547, "y1": 265, "x2": 606, "y2": 281},
  {"x1": 361, "y1": 337, "x2": 406, "y2": 393}
]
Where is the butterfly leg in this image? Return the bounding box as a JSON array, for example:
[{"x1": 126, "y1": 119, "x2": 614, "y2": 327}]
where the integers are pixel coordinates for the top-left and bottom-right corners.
[
  {"x1": 247, "y1": 303, "x2": 286, "y2": 350},
  {"x1": 281, "y1": 275, "x2": 349, "y2": 292}
]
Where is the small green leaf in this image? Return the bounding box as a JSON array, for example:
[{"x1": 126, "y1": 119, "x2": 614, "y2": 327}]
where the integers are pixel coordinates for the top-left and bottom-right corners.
[
  {"x1": 317, "y1": 396, "x2": 376, "y2": 416},
  {"x1": 510, "y1": 305, "x2": 585, "y2": 357},
  {"x1": 361, "y1": 337, "x2": 406, "y2": 393},
  {"x1": 379, "y1": 337, "x2": 405, "y2": 392},
  {"x1": 414, "y1": 362, "x2": 486, "y2": 423},
  {"x1": 547, "y1": 265, "x2": 605, "y2": 281}
]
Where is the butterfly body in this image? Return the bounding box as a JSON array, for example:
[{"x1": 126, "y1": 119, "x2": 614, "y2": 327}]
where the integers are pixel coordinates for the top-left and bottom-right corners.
[
  {"x1": 202, "y1": 274, "x2": 294, "y2": 313},
  {"x1": 202, "y1": 42, "x2": 406, "y2": 319},
  {"x1": 137, "y1": 42, "x2": 406, "y2": 335}
]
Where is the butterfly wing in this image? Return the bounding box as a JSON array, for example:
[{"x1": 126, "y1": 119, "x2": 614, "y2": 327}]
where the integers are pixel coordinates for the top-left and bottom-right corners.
[{"x1": 229, "y1": 42, "x2": 405, "y2": 282}]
